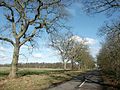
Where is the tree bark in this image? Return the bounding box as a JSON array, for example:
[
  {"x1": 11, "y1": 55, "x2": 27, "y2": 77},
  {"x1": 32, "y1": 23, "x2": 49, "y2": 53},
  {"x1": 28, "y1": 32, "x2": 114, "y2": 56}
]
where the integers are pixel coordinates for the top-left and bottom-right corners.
[
  {"x1": 78, "y1": 63, "x2": 81, "y2": 70},
  {"x1": 8, "y1": 40, "x2": 20, "y2": 78},
  {"x1": 71, "y1": 59, "x2": 74, "y2": 70},
  {"x1": 63, "y1": 61, "x2": 67, "y2": 70}
]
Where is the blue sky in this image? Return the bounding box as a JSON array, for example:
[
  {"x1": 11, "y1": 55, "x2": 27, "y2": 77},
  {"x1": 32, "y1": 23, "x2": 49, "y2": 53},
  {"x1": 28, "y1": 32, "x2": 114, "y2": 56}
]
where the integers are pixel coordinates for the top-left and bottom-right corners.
[{"x1": 0, "y1": 2, "x2": 115, "y2": 64}]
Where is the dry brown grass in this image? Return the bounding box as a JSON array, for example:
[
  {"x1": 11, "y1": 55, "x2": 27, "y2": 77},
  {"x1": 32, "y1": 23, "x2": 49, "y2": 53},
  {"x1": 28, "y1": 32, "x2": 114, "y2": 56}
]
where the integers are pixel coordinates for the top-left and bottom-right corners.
[{"x1": 0, "y1": 68, "x2": 82, "y2": 90}]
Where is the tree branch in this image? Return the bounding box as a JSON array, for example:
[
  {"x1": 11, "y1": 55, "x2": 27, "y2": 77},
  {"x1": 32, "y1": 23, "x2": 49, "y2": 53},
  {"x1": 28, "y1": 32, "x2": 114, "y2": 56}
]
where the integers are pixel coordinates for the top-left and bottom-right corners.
[
  {"x1": 0, "y1": 1, "x2": 17, "y2": 38},
  {"x1": 44, "y1": 0, "x2": 61, "y2": 6},
  {"x1": 28, "y1": 0, "x2": 43, "y2": 25},
  {"x1": 18, "y1": 23, "x2": 29, "y2": 39},
  {"x1": 0, "y1": 37, "x2": 14, "y2": 46},
  {"x1": 0, "y1": 2, "x2": 14, "y2": 22},
  {"x1": 19, "y1": 28, "x2": 37, "y2": 46}
]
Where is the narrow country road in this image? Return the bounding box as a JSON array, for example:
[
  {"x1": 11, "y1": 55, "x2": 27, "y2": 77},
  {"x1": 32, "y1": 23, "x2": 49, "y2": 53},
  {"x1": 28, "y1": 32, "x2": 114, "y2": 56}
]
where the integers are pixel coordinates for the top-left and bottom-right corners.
[{"x1": 47, "y1": 70, "x2": 103, "y2": 90}]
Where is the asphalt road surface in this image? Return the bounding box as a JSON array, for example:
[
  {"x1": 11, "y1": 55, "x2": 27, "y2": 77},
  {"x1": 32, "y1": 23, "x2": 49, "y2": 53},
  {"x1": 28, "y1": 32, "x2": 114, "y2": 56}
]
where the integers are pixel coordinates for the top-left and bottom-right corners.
[{"x1": 47, "y1": 70, "x2": 103, "y2": 90}]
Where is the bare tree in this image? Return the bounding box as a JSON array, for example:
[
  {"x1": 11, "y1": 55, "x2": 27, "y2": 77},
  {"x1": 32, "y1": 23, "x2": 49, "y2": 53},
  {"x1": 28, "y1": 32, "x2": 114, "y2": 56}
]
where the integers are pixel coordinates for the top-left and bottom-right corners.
[
  {"x1": 81, "y1": 0, "x2": 120, "y2": 16},
  {"x1": 99, "y1": 19, "x2": 120, "y2": 40},
  {"x1": 0, "y1": 0, "x2": 71, "y2": 78},
  {"x1": 49, "y1": 31, "x2": 74, "y2": 70}
]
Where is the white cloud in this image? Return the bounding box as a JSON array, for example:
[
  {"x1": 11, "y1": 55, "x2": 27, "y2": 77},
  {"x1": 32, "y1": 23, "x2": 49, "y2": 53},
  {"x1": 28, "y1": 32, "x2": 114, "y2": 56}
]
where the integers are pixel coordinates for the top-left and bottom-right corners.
[
  {"x1": 0, "y1": 45, "x2": 13, "y2": 64},
  {"x1": 21, "y1": 45, "x2": 33, "y2": 50},
  {"x1": 85, "y1": 38, "x2": 96, "y2": 45},
  {"x1": 0, "y1": 46, "x2": 7, "y2": 52},
  {"x1": 70, "y1": 35, "x2": 100, "y2": 58},
  {"x1": 70, "y1": 35, "x2": 97, "y2": 45},
  {"x1": 0, "y1": 51, "x2": 12, "y2": 64},
  {"x1": 0, "y1": 53, "x2": 6, "y2": 57},
  {"x1": 33, "y1": 53, "x2": 43, "y2": 58},
  {"x1": 89, "y1": 46, "x2": 101, "y2": 58},
  {"x1": 37, "y1": 48, "x2": 51, "y2": 52},
  {"x1": 31, "y1": 48, "x2": 60, "y2": 62},
  {"x1": 70, "y1": 35, "x2": 83, "y2": 42}
]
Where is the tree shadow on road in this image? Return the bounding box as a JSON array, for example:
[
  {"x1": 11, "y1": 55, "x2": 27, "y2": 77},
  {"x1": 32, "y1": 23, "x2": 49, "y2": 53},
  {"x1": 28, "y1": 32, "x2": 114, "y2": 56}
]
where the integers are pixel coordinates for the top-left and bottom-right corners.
[
  {"x1": 84, "y1": 70, "x2": 120, "y2": 90},
  {"x1": 70, "y1": 70, "x2": 120, "y2": 90}
]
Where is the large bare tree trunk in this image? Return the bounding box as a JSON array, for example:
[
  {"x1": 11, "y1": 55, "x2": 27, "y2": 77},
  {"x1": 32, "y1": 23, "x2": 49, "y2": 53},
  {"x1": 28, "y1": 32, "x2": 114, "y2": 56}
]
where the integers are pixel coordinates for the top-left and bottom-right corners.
[{"x1": 8, "y1": 40, "x2": 20, "y2": 78}]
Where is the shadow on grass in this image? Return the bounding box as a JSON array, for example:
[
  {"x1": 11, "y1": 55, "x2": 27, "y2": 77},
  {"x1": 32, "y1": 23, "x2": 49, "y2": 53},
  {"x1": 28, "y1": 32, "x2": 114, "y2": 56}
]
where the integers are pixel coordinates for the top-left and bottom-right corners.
[
  {"x1": 0, "y1": 71, "x2": 9, "y2": 77},
  {"x1": 17, "y1": 69, "x2": 69, "y2": 77},
  {"x1": 0, "y1": 69, "x2": 71, "y2": 78}
]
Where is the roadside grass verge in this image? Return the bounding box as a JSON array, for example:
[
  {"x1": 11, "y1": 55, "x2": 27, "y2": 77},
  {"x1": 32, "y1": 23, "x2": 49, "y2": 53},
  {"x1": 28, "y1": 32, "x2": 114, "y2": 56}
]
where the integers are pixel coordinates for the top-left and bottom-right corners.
[{"x1": 0, "y1": 67, "x2": 82, "y2": 90}]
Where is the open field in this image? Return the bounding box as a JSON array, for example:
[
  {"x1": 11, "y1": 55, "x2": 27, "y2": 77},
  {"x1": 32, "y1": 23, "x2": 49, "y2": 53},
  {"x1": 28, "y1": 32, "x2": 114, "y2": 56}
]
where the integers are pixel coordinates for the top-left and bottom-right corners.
[{"x1": 0, "y1": 67, "x2": 83, "y2": 90}]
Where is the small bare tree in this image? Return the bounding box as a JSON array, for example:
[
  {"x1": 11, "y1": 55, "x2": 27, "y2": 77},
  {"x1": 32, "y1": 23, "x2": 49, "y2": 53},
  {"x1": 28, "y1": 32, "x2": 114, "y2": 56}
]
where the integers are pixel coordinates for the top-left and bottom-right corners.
[{"x1": 0, "y1": 0, "x2": 71, "y2": 78}]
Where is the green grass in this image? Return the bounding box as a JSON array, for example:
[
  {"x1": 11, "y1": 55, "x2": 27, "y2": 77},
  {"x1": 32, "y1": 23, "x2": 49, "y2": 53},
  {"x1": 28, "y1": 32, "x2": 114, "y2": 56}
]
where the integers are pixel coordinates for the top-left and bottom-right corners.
[
  {"x1": 0, "y1": 67, "x2": 10, "y2": 78},
  {"x1": 0, "y1": 67, "x2": 66, "y2": 77},
  {"x1": 17, "y1": 69, "x2": 66, "y2": 76}
]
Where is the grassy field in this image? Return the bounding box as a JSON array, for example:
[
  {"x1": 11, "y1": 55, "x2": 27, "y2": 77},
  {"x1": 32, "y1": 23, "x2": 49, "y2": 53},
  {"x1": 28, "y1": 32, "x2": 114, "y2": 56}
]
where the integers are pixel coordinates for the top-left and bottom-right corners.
[{"x1": 0, "y1": 67, "x2": 83, "y2": 90}]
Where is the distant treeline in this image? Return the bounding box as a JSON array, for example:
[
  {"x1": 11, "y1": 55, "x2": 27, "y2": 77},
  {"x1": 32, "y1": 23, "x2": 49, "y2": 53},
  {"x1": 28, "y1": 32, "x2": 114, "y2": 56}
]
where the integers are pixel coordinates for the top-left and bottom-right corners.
[{"x1": 0, "y1": 62, "x2": 77, "y2": 69}]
